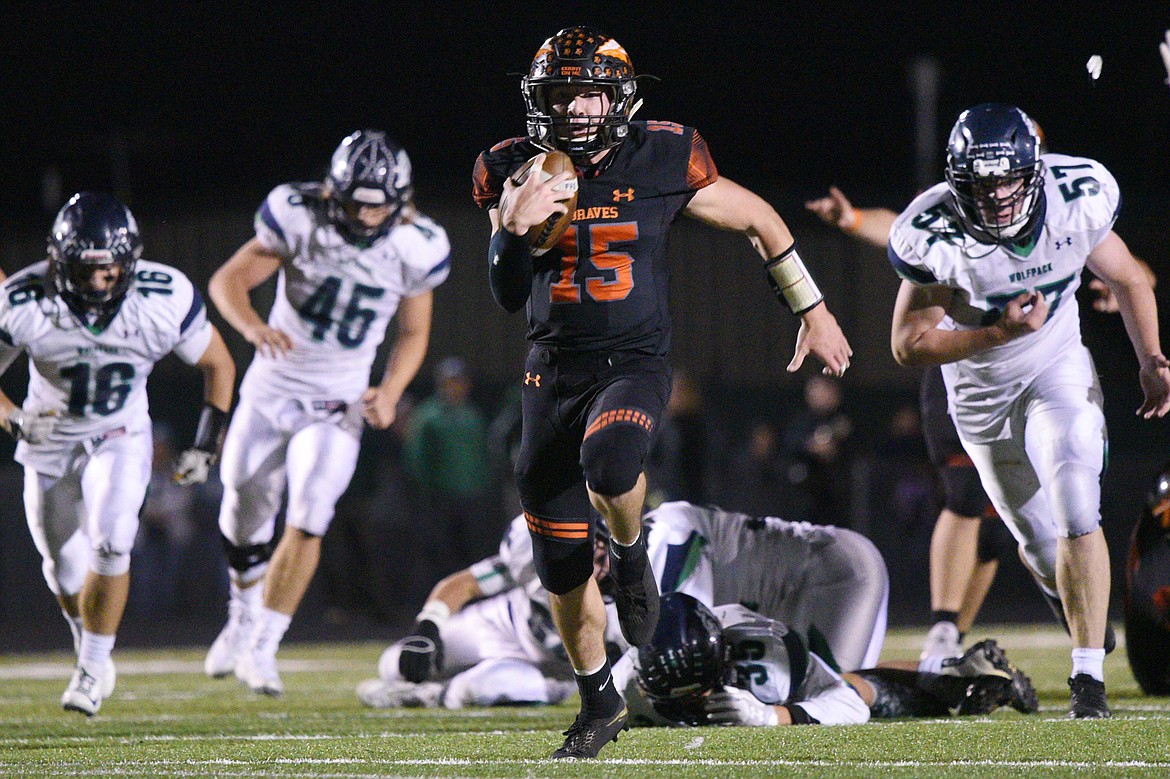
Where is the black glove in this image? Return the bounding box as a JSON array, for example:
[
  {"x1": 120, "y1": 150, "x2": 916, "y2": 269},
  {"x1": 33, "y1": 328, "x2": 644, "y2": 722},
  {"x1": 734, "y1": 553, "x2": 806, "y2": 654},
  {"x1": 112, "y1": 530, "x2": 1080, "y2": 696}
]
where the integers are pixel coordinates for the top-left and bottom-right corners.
[{"x1": 398, "y1": 619, "x2": 443, "y2": 682}]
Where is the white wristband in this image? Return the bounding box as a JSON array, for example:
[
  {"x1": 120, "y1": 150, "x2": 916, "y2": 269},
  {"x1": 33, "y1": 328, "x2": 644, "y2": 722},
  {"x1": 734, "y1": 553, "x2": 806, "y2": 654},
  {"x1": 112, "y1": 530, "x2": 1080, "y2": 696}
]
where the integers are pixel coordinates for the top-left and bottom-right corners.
[
  {"x1": 765, "y1": 244, "x2": 824, "y2": 315},
  {"x1": 416, "y1": 600, "x2": 451, "y2": 630}
]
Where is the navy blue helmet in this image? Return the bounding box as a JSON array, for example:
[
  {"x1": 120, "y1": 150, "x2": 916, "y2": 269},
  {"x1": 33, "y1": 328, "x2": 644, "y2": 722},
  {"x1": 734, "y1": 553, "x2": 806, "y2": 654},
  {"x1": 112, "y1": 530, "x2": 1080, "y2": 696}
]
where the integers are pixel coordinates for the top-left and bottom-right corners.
[
  {"x1": 48, "y1": 192, "x2": 142, "y2": 321},
  {"x1": 522, "y1": 26, "x2": 639, "y2": 162},
  {"x1": 325, "y1": 129, "x2": 413, "y2": 243},
  {"x1": 636, "y1": 592, "x2": 725, "y2": 724},
  {"x1": 945, "y1": 103, "x2": 1046, "y2": 246}
]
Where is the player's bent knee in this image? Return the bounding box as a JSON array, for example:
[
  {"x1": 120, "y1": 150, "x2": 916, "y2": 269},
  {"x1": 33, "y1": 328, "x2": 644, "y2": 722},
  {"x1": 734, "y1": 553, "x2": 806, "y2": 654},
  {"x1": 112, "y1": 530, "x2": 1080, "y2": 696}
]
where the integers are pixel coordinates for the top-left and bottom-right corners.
[
  {"x1": 580, "y1": 422, "x2": 647, "y2": 498},
  {"x1": 976, "y1": 517, "x2": 1014, "y2": 563},
  {"x1": 942, "y1": 467, "x2": 988, "y2": 519},
  {"x1": 220, "y1": 533, "x2": 276, "y2": 577},
  {"x1": 91, "y1": 545, "x2": 131, "y2": 576},
  {"x1": 530, "y1": 526, "x2": 594, "y2": 595}
]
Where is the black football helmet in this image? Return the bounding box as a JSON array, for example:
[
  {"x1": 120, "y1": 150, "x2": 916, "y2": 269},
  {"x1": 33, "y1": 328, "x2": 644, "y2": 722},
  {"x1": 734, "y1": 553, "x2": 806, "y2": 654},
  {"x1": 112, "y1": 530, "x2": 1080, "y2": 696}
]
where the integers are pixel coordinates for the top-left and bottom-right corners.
[
  {"x1": 945, "y1": 103, "x2": 1046, "y2": 246},
  {"x1": 522, "y1": 26, "x2": 639, "y2": 162},
  {"x1": 325, "y1": 129, "x2": 413, "y2": 243},
  {"x1": 47, "y1": 192, "x2": 142, "y2": 322},
  {"x1": 636, "y1": 592, "x2": 725, "y2": 725}
]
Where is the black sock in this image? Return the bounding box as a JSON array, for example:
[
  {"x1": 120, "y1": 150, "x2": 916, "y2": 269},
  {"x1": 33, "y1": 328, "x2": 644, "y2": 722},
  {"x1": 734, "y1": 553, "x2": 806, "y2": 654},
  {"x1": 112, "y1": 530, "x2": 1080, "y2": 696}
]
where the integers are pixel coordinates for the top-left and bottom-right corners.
[
  {"x1": 610, "y1": 534, "x2": 647, "y2": 585},
  {"x1": 931, "y1": 610, "x2": 960, "y2": 626},
  {"x1": 855, "y1": 669, "x2": 951, "y2": 718},
  {"x1": 576, "y1": 660, "x2": 623, "y2": 720}
]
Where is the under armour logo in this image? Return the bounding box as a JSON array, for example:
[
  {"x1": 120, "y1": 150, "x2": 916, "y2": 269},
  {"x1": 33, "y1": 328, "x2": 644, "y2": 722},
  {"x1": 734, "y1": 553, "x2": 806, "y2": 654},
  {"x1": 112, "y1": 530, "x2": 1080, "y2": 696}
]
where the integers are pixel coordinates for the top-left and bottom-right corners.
[
  {"x1": 612, "y1": 188, "x2": 635, "y2": 202},
  {"x1": 524, "y1": 372, "x2": 541, "y2": 387},
  {"x1": 1054, "y1": 237, "x2": 1073, "y2": 250}
]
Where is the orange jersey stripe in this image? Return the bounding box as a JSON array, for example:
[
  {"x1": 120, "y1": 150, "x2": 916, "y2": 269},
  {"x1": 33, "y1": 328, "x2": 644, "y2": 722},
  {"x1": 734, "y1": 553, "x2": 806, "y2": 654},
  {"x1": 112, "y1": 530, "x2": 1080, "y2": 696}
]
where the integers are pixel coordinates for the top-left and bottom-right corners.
[
  {"x1": 584, "y1": 408, "x2": 654, "y2": 440},
  {"x1": 687, "y1": 131, "x2": 719, "y2": 191}
]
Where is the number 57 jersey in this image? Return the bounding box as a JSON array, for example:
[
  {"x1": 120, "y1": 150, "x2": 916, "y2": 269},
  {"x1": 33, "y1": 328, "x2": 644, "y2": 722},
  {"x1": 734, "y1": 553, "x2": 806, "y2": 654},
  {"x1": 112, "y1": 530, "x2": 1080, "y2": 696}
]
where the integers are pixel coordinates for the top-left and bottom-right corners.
[
  {"x1": 0, "y1": 260, "x2": 212, "y2": 472},
  {"x1": 888, "y1": 153, "x2": 1119, "y2": 436},
  {"x1": 240, "y1": 184, "x2": 451, "y2": 402}
]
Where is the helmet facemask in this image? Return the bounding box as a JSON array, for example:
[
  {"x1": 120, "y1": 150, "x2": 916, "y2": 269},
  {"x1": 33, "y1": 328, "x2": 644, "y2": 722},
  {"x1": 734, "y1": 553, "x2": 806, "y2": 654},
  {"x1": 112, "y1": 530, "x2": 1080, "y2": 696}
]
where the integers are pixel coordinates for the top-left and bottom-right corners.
[
  {"x1": 945, "y1": 103, "x2": 1047, "y2": 247},
  {"x1": 636, "y1": 592, "x2": 726, "y2": 725},
  {"x1": 522, "y1": 27, "x2": 640, "y2": 162},
  {"x1": 48, "y1": 192, "x2": 142, "y2": 326},
  {"x1": 326, "y1": 130, "x2": 413, "y2": 244}
]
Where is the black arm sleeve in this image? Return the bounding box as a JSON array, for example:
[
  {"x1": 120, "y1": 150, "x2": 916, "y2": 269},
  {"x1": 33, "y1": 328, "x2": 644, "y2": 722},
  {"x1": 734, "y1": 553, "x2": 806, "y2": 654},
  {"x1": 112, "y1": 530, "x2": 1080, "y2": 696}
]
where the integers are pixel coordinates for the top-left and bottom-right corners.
[{"x1": 488, "y1": 227, "x2": 533, "y2": 313}]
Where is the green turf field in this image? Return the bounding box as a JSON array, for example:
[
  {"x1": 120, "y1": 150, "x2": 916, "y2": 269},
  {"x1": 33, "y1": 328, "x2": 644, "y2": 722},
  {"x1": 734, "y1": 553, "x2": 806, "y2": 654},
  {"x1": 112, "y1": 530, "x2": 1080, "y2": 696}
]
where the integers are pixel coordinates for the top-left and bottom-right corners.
[{"x1": 2, "y1": 625, "x2": 1169, "y2": 778}]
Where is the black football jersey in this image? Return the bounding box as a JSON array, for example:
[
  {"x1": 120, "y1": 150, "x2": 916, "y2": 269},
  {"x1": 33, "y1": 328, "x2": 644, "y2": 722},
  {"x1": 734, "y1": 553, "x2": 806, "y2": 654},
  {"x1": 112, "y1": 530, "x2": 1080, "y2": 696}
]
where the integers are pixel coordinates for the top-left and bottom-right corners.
[{"x1": 473, "y1": 121, "x2": 718, "y2": 354}]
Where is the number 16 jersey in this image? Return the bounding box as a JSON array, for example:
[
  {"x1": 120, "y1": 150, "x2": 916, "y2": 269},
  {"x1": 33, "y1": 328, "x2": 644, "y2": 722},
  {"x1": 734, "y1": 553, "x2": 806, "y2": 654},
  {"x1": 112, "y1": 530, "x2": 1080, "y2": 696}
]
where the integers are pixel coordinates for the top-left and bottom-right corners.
[{"x1": 240, "y1": 184, "x2": 451, "y2": 402}]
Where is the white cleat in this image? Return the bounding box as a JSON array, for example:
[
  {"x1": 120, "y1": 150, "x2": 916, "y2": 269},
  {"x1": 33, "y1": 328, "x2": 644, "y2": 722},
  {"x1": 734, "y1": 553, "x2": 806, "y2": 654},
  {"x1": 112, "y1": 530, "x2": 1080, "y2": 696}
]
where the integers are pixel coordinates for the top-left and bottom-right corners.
[
  {"x1": 920, "y1": 621, "x2": 963, "y2": 660},
  {"x1": 61, "y1": 666, "x2": 104, "y2": 716},
  {"x1": 100, "y1": 658, "x2": 117, "y2": 700},
  {"x1": 356, "y1": 678, "x2": 443, "y2": 709},
  {"x1": 236, "y1": 649, "x2": 284, "y2": 697},
  {"x1": 205, "y1": 609, "x2": 254, "y2": 678}
]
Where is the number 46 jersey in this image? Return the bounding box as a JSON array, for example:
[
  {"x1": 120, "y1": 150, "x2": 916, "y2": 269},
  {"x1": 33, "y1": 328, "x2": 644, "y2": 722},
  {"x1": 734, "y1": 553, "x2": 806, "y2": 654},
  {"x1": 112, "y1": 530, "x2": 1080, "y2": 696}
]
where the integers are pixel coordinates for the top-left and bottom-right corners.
[
  {"x1": 888, "y1": 153, "x2": 1119, "y2": 437},
  {"x1": 240, "y1": 184, "x2": 451, "y2": 402},
  {"x1": 0, "y1": 260, "x2": 212, "y2": 471}
]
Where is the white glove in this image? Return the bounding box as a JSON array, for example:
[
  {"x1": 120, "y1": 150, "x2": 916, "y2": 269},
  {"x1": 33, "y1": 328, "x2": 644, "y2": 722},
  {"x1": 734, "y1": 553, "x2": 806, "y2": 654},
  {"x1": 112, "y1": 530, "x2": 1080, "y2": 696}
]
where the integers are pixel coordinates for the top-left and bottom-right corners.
[
  {"x1": 173, "y1": 449, "x2": 213, "y2": 485},
  {"x1": 704, "y1": 687, "x2": 781, "y2": 727},
  {"x1": 1161, "y1": 30, "x2": 1170, "y2": 85},
  {"x1": 7, "y1": 409, "x2": 59, "y2": 444}
]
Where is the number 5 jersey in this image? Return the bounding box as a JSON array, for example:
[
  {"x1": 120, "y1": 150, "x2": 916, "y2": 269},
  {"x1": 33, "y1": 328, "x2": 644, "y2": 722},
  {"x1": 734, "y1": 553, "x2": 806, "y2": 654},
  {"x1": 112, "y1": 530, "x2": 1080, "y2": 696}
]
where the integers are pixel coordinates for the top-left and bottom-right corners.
[{"x1": 473, "y1": 121, "x2": 718, "y2": 356}]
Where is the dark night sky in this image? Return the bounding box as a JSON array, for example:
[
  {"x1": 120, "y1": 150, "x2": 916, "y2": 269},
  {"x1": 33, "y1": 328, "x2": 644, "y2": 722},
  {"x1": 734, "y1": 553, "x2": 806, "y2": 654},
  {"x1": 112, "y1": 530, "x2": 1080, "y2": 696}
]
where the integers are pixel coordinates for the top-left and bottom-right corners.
[{"x1": 3, "y1": 2, "x2": 1169, "y2": 234}]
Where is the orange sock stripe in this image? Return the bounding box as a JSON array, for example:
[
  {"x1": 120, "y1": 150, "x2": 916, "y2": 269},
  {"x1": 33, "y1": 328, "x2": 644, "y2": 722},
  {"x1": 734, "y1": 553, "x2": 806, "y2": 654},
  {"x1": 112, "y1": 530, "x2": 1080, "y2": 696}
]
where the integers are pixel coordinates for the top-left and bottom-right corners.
[
  {"x1": 584, "y1": 408, "x2": 654, "y2": 440},
  {"x1": 525, "y1": 511, "x2": 590, "y2": 540}
]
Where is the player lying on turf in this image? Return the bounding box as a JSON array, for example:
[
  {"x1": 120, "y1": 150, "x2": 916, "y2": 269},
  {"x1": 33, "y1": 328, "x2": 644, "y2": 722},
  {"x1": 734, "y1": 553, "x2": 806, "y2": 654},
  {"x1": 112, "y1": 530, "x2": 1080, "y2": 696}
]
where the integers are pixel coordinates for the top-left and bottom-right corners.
[
  {"x1": 616, "y1": 592, "x2": 1037, "y2": 727},
  {"x1": 357, "y1": 500, "x2": 888, "y2": 708}
]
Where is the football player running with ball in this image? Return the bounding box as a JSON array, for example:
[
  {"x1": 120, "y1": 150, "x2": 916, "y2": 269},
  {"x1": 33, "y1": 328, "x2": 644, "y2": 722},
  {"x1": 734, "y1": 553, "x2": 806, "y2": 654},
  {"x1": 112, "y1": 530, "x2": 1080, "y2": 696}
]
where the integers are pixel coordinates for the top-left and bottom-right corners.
[
  {"x1": 473, "y1": 27, "x2": 852, "y2": 758},
  {"x1": 0, "y1": 192, "x2": 236, "y2": 715},
  {"x1": 205, "y1": 130, "x2": 450, "y2": 695},
  {"x1": 889, "y1": 103, "x2": 1170, "y2": 718}
]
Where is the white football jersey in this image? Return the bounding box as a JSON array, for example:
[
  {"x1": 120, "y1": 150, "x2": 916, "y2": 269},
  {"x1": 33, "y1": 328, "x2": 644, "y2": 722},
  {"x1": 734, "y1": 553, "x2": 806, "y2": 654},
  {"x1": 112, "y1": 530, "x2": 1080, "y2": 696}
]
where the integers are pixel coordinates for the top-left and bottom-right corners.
[
  {"x1": 645, "y1": 501, "x2": 839, "y2": 607},
  {"x1": 239, "y1": 183, "x2": 451, "y2": 401},
  {"x1": 889, "y1": 154, "x2": 1118, "y2": 435},
  {"x1": 0, "y1": 259, "x2": 212, "y2": 449}
]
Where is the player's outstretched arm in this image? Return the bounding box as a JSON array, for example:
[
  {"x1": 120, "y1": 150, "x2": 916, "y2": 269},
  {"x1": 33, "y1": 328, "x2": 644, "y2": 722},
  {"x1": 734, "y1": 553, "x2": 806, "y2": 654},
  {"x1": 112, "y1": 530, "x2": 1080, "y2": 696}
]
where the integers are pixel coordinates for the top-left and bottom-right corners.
[
  {"x1": 804, "y1": 187, "x2": 897, "y2": 249},
  {"x1": 1086, "y1": 231, "x2": 1170, "y2": 418},
  {"x1": 361, "y1": 290, "x2": 433, "y2": 429},
  {"x1": 209, "y1": 238, "x2": 292, "y2": 357},
  {"x1": 684, "y1": 176, "x2": 853, "y2": 376},
  {"x1": 174, "y1": 326, "x2": 236, "y2": 485}
]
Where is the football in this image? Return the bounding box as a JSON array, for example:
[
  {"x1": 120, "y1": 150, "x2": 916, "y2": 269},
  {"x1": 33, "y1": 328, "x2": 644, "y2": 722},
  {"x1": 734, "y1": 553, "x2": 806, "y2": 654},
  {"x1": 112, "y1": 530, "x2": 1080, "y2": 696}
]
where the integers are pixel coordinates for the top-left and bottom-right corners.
[{"x1": 509, "y1": 150, "x2": 578, "y2": 256}]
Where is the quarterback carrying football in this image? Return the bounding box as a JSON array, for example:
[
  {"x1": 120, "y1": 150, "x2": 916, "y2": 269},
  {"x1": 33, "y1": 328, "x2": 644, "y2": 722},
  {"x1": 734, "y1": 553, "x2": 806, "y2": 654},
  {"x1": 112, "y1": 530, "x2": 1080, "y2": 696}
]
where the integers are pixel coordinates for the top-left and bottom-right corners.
[{"x1": 473, "y1": 26, "x2": 852, "y2": 759}]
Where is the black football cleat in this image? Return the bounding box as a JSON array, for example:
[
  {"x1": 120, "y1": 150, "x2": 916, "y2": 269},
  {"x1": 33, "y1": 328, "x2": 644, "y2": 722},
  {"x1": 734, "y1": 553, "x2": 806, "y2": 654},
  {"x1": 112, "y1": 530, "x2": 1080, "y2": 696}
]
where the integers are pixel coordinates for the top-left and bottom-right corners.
[
  {"x1": 1068, "y1": 674, "x2": 1111, "y2": 719},
  {"x1": 1007, "y1": 664, "x2": 1040, "y2": 714},
  {"x1": 956, "y1": 675, "x2": 1014, "y2": 716},
  {"x1": 551, "y1": 704, "x2": 630, "y2": 759},
  {"x1": 610, "y1": 537, "x2": 660, "y2": 647}
]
